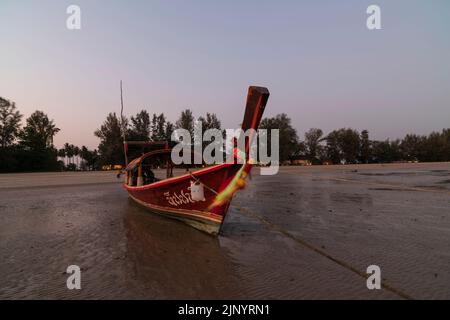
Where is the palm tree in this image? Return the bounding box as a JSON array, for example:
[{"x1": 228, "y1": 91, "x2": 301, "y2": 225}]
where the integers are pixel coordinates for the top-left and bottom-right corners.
[
  {"x1": 57, "y1": 148, "x2": 66, "y2": 168},
  {"x1": 63, "y1": 143, "x2": 70, "y2": 166},
  {"x1": 66, "y1": 144, "x2": 74, "y2": 167},
  {"x1": 80, "y1": 146, "x2": 89, "y2": 170},
  {"x1": 74, "y1": 146, "x2": 80, "y2": 170}
]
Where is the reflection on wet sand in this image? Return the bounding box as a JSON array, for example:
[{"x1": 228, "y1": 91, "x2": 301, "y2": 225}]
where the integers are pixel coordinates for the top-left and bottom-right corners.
[
  {"x1": 123, "y1": 200, "x2": 243, "y2": 299},
  {"x1": 1, "y1": 163, "x2": 450, "y2": 299}
]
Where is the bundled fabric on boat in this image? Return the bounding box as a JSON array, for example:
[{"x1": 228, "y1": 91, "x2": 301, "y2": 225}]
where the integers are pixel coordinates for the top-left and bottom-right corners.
[{"x1": 190, "y1": 181, "x2": 206, "y2": 201}]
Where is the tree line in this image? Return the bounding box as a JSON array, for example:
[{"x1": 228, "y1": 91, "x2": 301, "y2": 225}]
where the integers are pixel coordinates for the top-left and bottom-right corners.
[
  {"x1": 96, "y1": 109, "x2": 450, "y2": 166},
  {"x1": 1, "y1": 95, "x2": 449, "y2": 173},
  {"x1": 0, "y1": 97, "x2": 99, "y2": 172},
  {"x1": 0, "y1": 97, "x2": 61, "y2": 172},
  {"x1": 261, "y1": 118, "x2": 450, "y2": 164},
  {"x1": 94, "y1": 110, "x2": 222, "y2": 166},
  {"x1": 57, "y1": 143, "x2": 98, "y2": 171}
]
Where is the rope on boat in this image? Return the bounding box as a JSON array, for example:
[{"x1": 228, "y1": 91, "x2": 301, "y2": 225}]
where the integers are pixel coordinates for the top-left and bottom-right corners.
[
  {"x1": 188, "y1": 163, "x2": 250, "y2": 211},
  {"x1": 186, "y1": 146, "x2": 253, "y2": 210},
  {"x1": 188, "y1": 171, "x2": 219, "y2": 195}
]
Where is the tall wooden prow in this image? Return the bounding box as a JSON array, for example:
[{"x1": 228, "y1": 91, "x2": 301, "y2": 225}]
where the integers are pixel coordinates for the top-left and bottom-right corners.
[{"x1": 240, "y1": 86, "x2": 270, "y2": 157}]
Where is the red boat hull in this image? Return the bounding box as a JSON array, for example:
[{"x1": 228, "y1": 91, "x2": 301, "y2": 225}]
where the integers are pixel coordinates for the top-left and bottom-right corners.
[
  {"x1": 122, "y1": 86, "x2": 270, "y2": 235},
  {"x1": 124, "y1": 163, "x2": 242, "y2": 235}
]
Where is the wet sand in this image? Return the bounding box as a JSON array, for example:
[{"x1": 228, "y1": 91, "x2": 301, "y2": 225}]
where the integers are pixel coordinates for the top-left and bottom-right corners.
[{"x1": 0, "y1": 163, "x2": 449, "y2": 299}]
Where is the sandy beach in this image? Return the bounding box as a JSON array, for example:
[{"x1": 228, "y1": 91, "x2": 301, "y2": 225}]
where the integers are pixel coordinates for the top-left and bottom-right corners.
[{"x1": 0, "y1": 163, "x2": 449, "y2": 299}]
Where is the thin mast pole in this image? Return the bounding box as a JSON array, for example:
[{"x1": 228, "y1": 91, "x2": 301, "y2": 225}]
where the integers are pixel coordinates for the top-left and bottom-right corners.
[{"x1": 120, "y1": 80, "x2": 128, "y2": 166}]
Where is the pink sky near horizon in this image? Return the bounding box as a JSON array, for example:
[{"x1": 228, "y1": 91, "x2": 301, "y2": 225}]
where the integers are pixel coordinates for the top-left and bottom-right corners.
[{"x1": 1, "y1": 0, "x2": 449, "y2": 150}]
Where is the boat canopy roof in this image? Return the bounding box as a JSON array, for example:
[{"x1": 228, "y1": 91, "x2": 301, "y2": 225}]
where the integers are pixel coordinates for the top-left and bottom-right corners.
[
  {"x1": 124, "y1": 147, "x2": 209, "y2": 172},
  {"x1": 124, "y1": 149, "x2": 172, "y2": 172}
]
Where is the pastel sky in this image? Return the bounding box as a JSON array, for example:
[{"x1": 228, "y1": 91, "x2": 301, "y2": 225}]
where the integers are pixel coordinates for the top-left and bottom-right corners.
[{"x1": 1, "y1": 0, "x2": 449, "y2": 149}]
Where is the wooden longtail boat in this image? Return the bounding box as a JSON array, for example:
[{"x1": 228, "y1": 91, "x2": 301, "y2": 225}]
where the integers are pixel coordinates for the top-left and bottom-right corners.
[{"x1": 122, "y1": 86, "x2": 270, "y2": 235}]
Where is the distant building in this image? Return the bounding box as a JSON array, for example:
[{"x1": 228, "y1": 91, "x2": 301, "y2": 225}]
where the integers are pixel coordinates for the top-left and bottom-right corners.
[
  {"x1": 102, "y1": 164, "x2": 123, "y2": 171},
  {"x1": 291, "y1": 159, "x2": 312, "y2": 166},
  {"x1": 290, "y1": 156, "x2": 312, "y2": 166}
]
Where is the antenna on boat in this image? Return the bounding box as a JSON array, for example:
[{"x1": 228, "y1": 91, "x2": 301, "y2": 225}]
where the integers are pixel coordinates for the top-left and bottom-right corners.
[{"x1": 120, "y1": 80, "x2": 128, "y2": 166}]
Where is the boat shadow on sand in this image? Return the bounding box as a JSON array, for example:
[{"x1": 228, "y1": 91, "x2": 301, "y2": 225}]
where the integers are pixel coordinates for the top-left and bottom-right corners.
[{"x1": 122, "y1": 199, "x2": 243, "y2": 298}]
